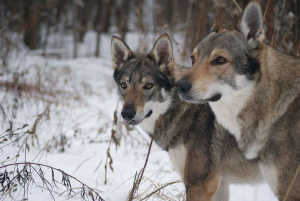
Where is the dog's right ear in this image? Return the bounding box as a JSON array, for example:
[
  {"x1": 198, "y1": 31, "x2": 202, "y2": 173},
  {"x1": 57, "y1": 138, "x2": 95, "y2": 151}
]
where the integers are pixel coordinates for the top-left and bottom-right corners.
[
  {"x1": 238, "y1": 2, "x2": 264, "y2": 47},
  {"x1": 211, "y1": 6, "x2": 226, "y2": 32},
  {"x1": 148, "y1": 33, "x2": 174, "y2": 71},
  {"x1": 111, "y1": 36, "x2": 133, "y2": 70}
]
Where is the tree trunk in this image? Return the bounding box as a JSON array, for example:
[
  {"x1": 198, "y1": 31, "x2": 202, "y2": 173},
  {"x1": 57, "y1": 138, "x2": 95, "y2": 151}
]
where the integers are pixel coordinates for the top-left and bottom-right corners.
[
  {"x1": 102, "y1": 0, "x2": 113, "y2": 33},
  {"x1": 95, "y1": 31, "x2": 101, "y2": 57},
  {"x1": 264, "y1": 0, "x2": 275, "y2": 45},
  {"x1": 195, "y1": 2, "x2": 205, "y2": 46},
  {"x1": 77, "y1": 0, "x2": 93, "y2": 42},
  {"x1": 94, "y1": 0, "x2": 103, "y2": 57},
  {"x1": 23, "y1": 0, "x2": 41, "y2": 49},
  {"x1": 181, "y1": 0, "x2": 199, "y2": 59},
  {"x1": 115, "y1": 0, "x2": 130, "y2": 40},
  {"x1": 165, "y1": 0, "x2": 173, "y2": 29},
  {"x1": 135, "y1": 0, "x2": 144, "y2": 32},
  {"x1": 73, "y1": 3, "x2": 78, "y2": 58}
]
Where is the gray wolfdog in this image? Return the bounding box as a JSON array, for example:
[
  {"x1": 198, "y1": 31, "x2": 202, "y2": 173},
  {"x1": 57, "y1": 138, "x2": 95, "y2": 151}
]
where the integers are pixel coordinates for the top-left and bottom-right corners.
[
  {"x1": 176, "y1": 2, "x2": 300, "y2": 200},
  {"x1": 111, "y1": 34, "x2": 262, "y2": 201}
]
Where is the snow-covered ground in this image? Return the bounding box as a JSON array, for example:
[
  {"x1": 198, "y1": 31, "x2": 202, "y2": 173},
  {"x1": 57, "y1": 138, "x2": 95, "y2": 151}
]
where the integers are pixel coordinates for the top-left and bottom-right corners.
[{"x1": 0, "y1": 32, "x2": 277, "y2": 201}]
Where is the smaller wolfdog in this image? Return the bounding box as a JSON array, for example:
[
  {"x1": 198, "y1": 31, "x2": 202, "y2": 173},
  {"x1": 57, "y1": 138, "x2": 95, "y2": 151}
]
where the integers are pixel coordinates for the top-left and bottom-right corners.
[
  {"x1": 175, "y1": 2, "x2": 300, "y2": 200},
  {"x1": 111, "y1": 34, "x2": 262, "y2": 201}
]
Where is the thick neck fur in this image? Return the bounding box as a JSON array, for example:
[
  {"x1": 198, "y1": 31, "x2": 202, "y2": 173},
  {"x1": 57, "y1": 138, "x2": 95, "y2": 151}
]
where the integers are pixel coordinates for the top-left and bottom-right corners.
[
  {"x1": 139, "y1": 65, "x2": 215, "y2": 151},
  {"x1": 243, "y1": 45, "x2": 299, "y2": 153},
  {"x1": 255, "y1": 44, "x2": 300, "y2": 110},
  {"x1": 139, "y1": 64, "x2": 200, "y2": 150},
  {"x1": 213, "y1": 44, "x2": 300, "y2": 159}
]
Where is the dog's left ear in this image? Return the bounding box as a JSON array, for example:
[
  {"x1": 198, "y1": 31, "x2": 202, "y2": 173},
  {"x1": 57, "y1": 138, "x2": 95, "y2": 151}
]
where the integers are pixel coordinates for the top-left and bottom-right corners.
[
  {"x1": 111, "y1": 36, "x2": 134, "y2": 70},
  {"x1": 148, "y1": 33, "x2": 174, "y2": 71},
  {"x1": 238, "y1": 2, "x2": 265, "y2": 47}
]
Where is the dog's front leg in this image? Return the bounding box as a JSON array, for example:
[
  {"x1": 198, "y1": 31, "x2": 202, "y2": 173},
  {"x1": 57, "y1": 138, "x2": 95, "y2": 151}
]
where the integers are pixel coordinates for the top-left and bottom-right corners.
[
  {"x1": 185, "y1": 172, "x2": 220, "y2": 201},
  {"x1": 213, "y1": 180, "x2": 229, "y2": 201}
]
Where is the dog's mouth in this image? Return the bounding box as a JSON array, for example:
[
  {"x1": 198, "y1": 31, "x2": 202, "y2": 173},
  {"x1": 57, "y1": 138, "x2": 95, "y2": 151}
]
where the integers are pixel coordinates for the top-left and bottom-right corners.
[
  {"x1": 124, "y1": 110, "x2": 153, "y2": 125},
  {"x1": 179, "y1": 94, "x2": 193, "y2": 101},
  {"x1": 180, "y1": 93, "x2": 221, "y2": 104},
  {"x1": 126, "y1": 121, "x2": 138, "y2": 125},
  {"x1": 205, "y1": 93, "x2": 221, "y2": 102},
  {"x1": 145, "y1": 110, "x2": 152, "y2": 118},
  {"x1": 179, "y1": 94, "x2": 206, "y2": 104},
  {"x1": 125, "y1": 117, "x2": 143, "y2": 125}
]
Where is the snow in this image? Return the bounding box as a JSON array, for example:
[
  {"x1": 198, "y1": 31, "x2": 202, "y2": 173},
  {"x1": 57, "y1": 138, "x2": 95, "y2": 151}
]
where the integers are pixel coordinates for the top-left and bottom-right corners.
[{"x1": 0, "y1": 32, "x2": 277, "y2": 201}]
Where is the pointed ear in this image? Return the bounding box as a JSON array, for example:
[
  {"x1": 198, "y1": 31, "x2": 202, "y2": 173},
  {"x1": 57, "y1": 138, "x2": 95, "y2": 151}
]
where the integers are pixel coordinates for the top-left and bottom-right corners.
[
  {"x1": 111, "y1": 36, "x2": 133, "y2": 70},
  {"x1": 211, "y1": 6, "x2": 226, "y2": 32},
  {"x1": 148, "y1": 33, "x2": 174, "y2": 70},
  {"x1": 238, "y1": 2, "x2": 264, "y2": 43}
]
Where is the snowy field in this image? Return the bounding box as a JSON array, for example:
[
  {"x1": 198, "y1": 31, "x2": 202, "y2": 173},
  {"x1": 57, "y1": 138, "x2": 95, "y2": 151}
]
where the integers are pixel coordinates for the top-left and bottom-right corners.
[{"x1": 0, "y1": 32, "x2": 278, "y2": 201}]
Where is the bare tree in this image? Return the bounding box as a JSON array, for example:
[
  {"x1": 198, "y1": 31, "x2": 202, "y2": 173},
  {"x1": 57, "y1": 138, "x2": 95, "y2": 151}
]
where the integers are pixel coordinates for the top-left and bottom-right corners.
[
  {"x1": 181, "y1": 0, "x2": 200, "y2": 58},
  {"x1": 94, "y1": 0, "x2": 104, "y2": 57},
  {"x1": 135, "y1": 0, "x2": 144, "y2": 32},
  {"x1": 23, "y1": 0, "x2": 44, "y2": 49},
  {"x1": 114, "y1": 0, "x2": 130, "y2": 40},
  {"x1": 77, "y1": 0, "x2": 94, "y2": 42}
]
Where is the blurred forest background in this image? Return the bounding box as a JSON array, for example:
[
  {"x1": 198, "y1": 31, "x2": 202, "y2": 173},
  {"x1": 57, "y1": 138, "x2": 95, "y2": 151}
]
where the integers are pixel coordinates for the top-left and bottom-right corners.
[{"x1": 0, "y1": 0, "x2": 299, "y2": 64}]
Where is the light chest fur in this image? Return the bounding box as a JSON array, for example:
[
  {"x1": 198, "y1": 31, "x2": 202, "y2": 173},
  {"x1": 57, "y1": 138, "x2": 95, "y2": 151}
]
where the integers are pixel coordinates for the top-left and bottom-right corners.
[
  {"x1": 209, "y1": 78, "x2": 256, "y2": 158},
  {"x1": 209, "y1": 99, "x2": 242, "y2": 142},
  {"x1": 139, "y1": 98, "x2": 187, "y2": 179},
  {"x1": 259, "y1": 163, "x2": 278, "y2": 194},
  {"x1": 140, "y1": 116, "x2": 188, "y2": 182},
  {"x1": 168, "y1": 144, "x2": 187, "y2": 178}
]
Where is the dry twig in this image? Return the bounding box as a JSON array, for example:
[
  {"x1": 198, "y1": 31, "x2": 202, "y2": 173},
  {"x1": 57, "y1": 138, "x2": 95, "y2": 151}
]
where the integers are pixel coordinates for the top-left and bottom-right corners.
[
  {"x1": 283, "y1": 165, "x2": 300, "y2": 201},
  {"x1": 127, "y1": 115, "x2": 163, "y2": 201}
]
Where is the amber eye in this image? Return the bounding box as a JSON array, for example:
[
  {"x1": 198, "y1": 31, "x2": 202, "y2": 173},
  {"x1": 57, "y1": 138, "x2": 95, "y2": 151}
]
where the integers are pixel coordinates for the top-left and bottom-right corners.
[
  {"x1": 217, "y1": 57, "x2": 225, "y2": 63},
  {"x1": 120, "y1": 82, "x2": 127, "y2": 89},
  {"x1": 191, "y1": 55, "x2": 195, "y2": 64},
  {"x1": 144, "y1": 83, "x2": 154, "y2": 90},
  {"x1": 213, "y1": 56, "x2": 227, "y2": 65}
]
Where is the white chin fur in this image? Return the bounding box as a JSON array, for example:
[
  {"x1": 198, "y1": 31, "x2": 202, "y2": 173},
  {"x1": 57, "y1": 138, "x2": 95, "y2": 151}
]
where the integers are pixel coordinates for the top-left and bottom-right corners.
[
  {"x1": 208, "y1": 76, "x2": 255, "y2": 146},
  {"x1": 139, "y1": 99, "x2": 171, "y2": 134}
]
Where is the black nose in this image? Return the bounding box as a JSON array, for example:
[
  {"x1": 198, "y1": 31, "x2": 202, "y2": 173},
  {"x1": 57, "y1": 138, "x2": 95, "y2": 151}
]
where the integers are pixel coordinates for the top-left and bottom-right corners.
[
  {"x1": 121, "y1": 108, "x2": 136, "y2": 121},
  {"x1": 175, "y1": 79, "x2": 192, "y2": 94}
]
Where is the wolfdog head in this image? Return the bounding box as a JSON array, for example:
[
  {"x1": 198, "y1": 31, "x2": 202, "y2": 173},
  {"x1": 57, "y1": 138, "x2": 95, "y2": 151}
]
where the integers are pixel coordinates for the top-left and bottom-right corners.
[
  {"x1": 111, "y1": 34, "x2": 175, "y2": 125},
  {"x1": 175, "y1": 2, "x2": 263, "y2": 104}
]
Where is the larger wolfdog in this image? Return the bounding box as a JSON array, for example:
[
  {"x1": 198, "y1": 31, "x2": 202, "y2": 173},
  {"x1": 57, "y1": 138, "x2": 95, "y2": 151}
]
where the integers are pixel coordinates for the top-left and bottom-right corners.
[
  {"x1": 111, "y1": 34, "x2": 262, "y2": 201},
  {"x1": 175, "y1": 2, "x2": 300, "y2": 200}
]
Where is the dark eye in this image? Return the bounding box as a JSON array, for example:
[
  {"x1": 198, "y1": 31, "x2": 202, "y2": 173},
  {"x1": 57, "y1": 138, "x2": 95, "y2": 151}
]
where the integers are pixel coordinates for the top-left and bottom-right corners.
[
  {"x1": 212, "y1": 56, "x2": 227, "y2": 65},
  {"x1": 191, "y1": 55, "x2": 195, "y2": 64},
  {"x1": 120, "y1": 82, "x2": 127, "y2": 89},
  {"x1": 143, "y1": 83, "x2": 154, "y2": 90}
]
